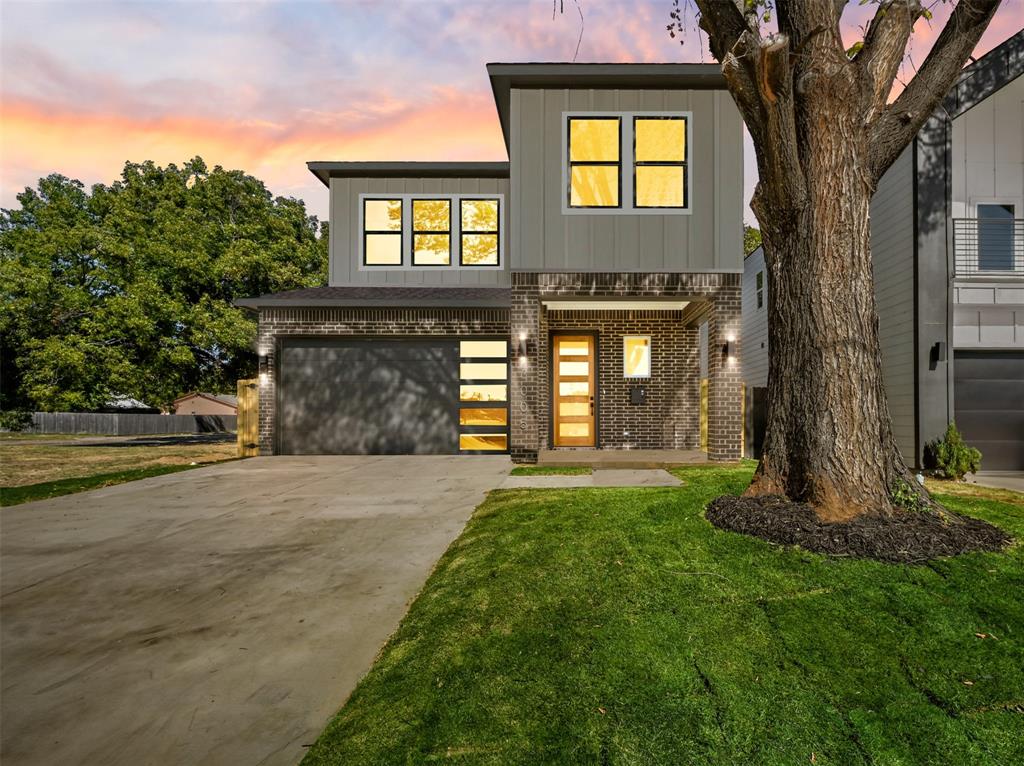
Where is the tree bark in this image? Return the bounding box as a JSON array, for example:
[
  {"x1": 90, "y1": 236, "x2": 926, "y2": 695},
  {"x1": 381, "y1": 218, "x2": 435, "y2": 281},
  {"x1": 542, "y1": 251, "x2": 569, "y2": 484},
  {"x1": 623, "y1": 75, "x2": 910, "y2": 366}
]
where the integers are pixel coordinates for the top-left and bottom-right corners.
[
  {"x1": 749, "y1": 142, "x2": 916, "y2": 521},
  {"x1": 685, "y1": 0, "x2": 1001, "y2": 520}
]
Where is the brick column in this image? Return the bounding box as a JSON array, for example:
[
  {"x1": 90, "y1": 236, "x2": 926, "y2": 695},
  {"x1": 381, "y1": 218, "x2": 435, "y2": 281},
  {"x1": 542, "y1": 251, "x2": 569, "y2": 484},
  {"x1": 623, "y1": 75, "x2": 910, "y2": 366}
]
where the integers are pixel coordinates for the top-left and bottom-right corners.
[
  {"x1": 707, "y1": 285, "x2": 743, "y2": 461},
  {"x1": 257, "y1": 312, "x2": 276, "y2": 455},
  {"x1": 510, "y1": 276, "x2": 541, "y2": 463}
]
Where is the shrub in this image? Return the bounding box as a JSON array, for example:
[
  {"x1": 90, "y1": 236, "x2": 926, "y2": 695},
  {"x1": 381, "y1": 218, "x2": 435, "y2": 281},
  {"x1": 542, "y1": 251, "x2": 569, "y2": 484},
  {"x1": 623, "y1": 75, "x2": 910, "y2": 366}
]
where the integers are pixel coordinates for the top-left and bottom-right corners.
[
  {"x1": 890, "y1": 477, "x2": 928, "y2": 511},
  {"x1": 925, "y1": 421, "x2": 982, "y2": 480},
  {"x1": 0, "y1": 409, "x2": 34, "y2": 432}
]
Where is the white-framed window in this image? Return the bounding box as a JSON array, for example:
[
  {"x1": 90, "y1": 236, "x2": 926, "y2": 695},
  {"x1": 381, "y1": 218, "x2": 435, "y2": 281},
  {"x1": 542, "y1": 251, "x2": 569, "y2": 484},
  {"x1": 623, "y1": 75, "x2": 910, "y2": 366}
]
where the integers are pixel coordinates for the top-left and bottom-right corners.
[
  {"x1": 755, "y1": 271, "x2": 764, "y2": 309},
  {"x1": 623, "y1": 335, "x2": 652, "y2": 378},
  {"x1": 359, "y1": 193, "x2": 503, "y2": 269},
  {"x1": 562, "y1": 111, "x2": 690, "y2": 215}
]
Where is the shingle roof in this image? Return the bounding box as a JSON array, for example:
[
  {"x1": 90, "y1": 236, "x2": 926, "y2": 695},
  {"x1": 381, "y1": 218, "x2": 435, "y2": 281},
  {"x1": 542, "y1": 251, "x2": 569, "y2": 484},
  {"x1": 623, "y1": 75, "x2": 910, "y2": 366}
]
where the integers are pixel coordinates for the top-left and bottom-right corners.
[{"x1": 236, "y1": 286, "x2": 511, "y2": 310}]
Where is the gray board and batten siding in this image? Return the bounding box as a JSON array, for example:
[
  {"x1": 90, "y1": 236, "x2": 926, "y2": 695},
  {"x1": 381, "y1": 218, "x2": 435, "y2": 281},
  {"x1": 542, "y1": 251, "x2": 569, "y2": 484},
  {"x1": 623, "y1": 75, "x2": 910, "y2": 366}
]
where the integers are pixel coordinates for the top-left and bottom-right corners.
[
  {"x1": 869, "y1": 145, "x2": 918, "y2": 463},
  {"x1": 509, "y1": 87, "x2": 744, "y2": 274},
  {"x1": 740, "y1": 246, "x2": 769, "y2": 389},
  {"x1": 314, "y1": 165, "x2": 511, "y2": 287}
]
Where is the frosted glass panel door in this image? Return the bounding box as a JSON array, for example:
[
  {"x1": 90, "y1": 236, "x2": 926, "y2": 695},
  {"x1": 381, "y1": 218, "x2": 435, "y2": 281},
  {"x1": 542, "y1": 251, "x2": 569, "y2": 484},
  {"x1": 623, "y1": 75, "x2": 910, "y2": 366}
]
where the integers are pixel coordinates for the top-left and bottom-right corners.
[{"x1": 552, "y1": 334, "x2": 596, "y2": 447}]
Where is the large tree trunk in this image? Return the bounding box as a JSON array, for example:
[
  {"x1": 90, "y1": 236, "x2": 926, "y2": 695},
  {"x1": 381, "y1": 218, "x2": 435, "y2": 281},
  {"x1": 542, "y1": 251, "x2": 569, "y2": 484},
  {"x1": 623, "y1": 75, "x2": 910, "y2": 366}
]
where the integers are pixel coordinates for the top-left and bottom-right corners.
[
  {"x1": 748, "y1": 141, "x2": 915, "y2": 521},
  {"x1": 686, "y1": 0, "x2": 1002, "y2": 522}
]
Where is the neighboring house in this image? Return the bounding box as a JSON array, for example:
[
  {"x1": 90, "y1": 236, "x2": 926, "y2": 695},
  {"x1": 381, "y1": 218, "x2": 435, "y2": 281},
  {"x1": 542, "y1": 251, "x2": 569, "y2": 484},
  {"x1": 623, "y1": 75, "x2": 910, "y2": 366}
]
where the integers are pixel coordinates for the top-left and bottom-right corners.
[
  {"x1": 743, "y1": 31, "x2": 1024, "y2": 471},
  {"x1": 740, "y1": 246, "x2": 768, "y2": 458},
  {"x1": 172, "y1": 392, "x2": 239, "y2": 416},
  {"x1": 239, "y1": 63, "x2": 745, "y2": 461}
]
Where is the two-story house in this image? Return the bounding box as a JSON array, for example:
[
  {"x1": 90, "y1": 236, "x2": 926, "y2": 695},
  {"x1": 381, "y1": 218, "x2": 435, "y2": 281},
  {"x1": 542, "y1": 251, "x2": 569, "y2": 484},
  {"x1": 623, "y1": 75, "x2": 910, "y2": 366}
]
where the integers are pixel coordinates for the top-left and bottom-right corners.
[
  {"x1": 743, "y1": 30, "x2": 1024, "y2": 471},
  {"x1": 239, "y1": 63, "x2": 745, "y2": 461}
]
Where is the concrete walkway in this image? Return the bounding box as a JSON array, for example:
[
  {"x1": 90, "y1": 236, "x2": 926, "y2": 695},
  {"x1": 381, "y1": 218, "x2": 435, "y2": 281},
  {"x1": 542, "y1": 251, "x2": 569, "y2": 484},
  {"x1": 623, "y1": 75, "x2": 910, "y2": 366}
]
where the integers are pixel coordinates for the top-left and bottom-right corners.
[
  {"x1": 501, "y1": 468, "x2": 682, "y2": 489},
  {"x1": 966, "y1": 471, "x2": 1024, "y2": 494},
  {"x1": 1, "y1": 455, "x2": 510, "y2": 766},
  {"x1": 537, "y1": 448, "x2": 707, "y2": 468}
]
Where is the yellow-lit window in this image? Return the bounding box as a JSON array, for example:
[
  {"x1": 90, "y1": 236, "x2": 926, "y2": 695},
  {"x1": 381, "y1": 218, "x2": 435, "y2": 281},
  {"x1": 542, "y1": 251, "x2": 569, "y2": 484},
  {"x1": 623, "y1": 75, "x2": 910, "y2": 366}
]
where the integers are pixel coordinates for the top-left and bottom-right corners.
[
  {"x1": 460, "y1": 340, "x2": 507, "y2": 358},
  {"x1": 634, "y1": 117, "x2": 686, "y2": 208},
  {"x1": 412, "y1": 199, "x2": 451, "y2": 265},
  {"x1": 568, "y1": 117, "x2": 620, "y2": 208},
  {"x1": 460, "y1": 384, "x2": 507, "y2": 402},
  {"x1": 363, "y1": 199, "x2": 402, "y2": 265},
  {"x1": 460, "y1": 199, "x2": 499, "y2": 266},
  {"x1": 624, "y1": 335, "x2": 651, "y2": 378},
  {"x1": 460, "y1": 362, "x2": 507, "y2": 380},
  {"x1": 459, "y1": 408, "x2": 508, "y2": 426},
  {"x1": 459, "y1": 434, "x2": 508, "y2": 451}
]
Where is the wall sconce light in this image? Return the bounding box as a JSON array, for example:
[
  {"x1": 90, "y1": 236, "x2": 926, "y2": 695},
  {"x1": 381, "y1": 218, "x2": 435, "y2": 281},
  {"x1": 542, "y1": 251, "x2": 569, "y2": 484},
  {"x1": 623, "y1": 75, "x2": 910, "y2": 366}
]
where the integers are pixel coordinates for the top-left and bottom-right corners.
[
  {"x1": 722, "y1": 335, "x2": 737, "y2": 365},
  {"x1": 515, "y1": 332, "x2": 531, "y2": 365},
  {"x1": 933, "y1": 341, "x2": 947, "y2": 362}
]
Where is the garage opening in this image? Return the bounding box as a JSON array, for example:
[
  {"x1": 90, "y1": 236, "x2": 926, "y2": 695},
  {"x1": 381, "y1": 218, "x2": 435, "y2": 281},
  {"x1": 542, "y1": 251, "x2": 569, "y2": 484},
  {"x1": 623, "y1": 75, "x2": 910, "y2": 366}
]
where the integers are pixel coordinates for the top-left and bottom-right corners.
[
  {"x1": 277, "y1": 338, "x2": 509, "y2": 455},
  {"x1": 279, "y1": 339, "x2": 460, "y2": 455},
  {"x1": 953, "y1": 350, "x2": 1024, "y2": 471}
]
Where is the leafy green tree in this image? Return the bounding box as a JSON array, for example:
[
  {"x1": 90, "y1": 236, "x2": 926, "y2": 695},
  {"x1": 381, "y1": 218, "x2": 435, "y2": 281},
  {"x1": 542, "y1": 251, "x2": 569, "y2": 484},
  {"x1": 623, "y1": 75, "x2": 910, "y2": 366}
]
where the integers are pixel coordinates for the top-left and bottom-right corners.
[
  {"x1": 0, "y1": 157, "x2": 326, "y2": 411},
  {"x1": 743, "y1": 225, "x2": 761, "y2": 256}
]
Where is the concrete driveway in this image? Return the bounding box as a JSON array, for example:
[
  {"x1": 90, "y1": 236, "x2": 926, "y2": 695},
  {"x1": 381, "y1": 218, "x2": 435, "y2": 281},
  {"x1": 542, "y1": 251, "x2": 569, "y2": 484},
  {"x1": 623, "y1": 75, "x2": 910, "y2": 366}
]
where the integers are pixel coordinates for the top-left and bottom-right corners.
[{"x1": 1, "y1": 455, "x2": 510, "y2": 766}]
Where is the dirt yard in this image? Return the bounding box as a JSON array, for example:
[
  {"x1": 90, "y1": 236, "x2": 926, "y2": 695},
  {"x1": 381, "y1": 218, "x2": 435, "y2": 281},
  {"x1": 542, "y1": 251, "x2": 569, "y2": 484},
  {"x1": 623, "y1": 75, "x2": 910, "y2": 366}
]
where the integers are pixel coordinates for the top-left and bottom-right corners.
[{"x1": 1, "y1": 435, "x2": 237, "y2": 487}]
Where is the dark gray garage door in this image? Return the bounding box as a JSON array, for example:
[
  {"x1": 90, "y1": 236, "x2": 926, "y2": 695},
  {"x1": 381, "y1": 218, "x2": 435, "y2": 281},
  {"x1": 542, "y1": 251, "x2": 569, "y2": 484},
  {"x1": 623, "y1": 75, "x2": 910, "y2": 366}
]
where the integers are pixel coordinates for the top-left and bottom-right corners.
[
  {"x1": 278, "y1": 339, "x2": 459, "y2": 455},
  {"x1": 954, "y1": 351, "x2": 1024, "y2": 471}
]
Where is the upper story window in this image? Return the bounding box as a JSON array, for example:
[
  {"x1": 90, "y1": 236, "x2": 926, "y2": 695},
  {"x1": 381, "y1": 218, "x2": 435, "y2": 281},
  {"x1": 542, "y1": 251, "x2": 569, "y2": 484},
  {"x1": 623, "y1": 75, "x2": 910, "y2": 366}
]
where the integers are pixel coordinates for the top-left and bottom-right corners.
[
  {"x1": 363, "y1": 199, "x2": 403, "y2": 265},
  {"x1": 755, "y1": 271, "x2": 764, "y2": 309},
  {"x1": 564, "y1": 111, "x2": 689, "y2": 215},
  {"x1": 412, "y1": 199, "x2": 451, "y2": 266},
  {"x1": 567, "y1": 117, "x2": 621, "y2": 208},
  {"x1": 634, "y1": 117, "x2": 687, "y2": 208},
  {"x1": 460, "y1": 199, "x2": 500, "y2": 266},
  {"x1": 360, "y1": 194, "x2": 502, "y2": 269}
]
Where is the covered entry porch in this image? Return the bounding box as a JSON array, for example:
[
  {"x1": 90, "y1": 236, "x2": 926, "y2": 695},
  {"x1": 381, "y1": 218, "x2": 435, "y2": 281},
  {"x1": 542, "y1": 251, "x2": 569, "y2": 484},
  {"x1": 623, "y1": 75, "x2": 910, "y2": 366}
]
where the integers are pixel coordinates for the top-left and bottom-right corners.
[{"x1": 509, "y1": 272, "x2": 743, "y2": 463}]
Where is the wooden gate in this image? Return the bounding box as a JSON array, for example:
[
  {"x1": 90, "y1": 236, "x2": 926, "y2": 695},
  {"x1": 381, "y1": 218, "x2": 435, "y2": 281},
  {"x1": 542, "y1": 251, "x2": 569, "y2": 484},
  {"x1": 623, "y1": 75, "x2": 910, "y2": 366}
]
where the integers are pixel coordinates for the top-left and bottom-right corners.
[{"x1": 237, "y1": 378, "x2": 260, "y2": 457}]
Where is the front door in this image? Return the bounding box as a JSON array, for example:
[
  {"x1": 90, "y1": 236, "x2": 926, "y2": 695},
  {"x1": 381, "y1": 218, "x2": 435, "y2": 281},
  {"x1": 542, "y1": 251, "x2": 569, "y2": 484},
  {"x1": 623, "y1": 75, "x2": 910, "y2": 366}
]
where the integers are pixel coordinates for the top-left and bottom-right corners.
[{"x1": 552, "y1": 334, "x2": 596, "y2": 447}]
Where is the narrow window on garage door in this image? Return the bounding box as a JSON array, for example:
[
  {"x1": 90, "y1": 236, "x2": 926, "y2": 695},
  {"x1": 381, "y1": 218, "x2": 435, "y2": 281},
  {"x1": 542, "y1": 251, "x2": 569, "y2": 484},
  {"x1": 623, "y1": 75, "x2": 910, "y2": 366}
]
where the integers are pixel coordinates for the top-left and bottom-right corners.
[{"x1": 458, "y1": 339, "x2": 509, "y2": 452}]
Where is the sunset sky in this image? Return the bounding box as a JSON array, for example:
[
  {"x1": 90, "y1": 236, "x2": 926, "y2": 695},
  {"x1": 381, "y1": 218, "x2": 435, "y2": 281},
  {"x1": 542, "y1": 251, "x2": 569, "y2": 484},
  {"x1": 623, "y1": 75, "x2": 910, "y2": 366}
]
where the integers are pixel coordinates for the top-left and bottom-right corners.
[{"x1": 1, "y1": 0, "x2": 1021, "y2": 224}]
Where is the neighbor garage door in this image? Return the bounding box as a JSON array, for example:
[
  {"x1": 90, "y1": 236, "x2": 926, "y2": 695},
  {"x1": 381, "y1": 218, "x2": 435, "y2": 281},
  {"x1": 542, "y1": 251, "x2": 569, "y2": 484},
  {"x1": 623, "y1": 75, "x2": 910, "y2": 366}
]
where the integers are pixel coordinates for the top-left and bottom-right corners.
[
  {"x1": 278, "y1": 339, "x2": 460, "y2": 455},
  {"x1": 953, "y1": 350, "x2": 1024, "y2": 471}
]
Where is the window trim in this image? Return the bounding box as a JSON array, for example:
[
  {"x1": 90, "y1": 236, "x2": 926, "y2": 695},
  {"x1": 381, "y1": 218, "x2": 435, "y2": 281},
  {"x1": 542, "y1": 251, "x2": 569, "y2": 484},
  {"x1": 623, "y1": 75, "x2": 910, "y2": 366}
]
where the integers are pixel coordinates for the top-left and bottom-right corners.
[
  {"x1": 561, "y1": 110, "x2": 692, "y2": 216},
  {"x1": 755, "y1": 270, "x2": 764, "y2": 310},
  {"x1": 361, "y1": 198, "x2": 404, "y2": 267},
  {"x1": 623, "y1": 335, "x2": 652, "y2": 379},
  {"x1": 459, "y1": 198, "x2": 501, "y2": 267},
  {"x1": 411, "y1": 198, "x2": 452, "y2": 267},
  {"x1": 566, "y1": 115, "x2": 622, "y2": 210},
  {"x1": 358, "y1": 193, "x2": 505, "y2": 271}
]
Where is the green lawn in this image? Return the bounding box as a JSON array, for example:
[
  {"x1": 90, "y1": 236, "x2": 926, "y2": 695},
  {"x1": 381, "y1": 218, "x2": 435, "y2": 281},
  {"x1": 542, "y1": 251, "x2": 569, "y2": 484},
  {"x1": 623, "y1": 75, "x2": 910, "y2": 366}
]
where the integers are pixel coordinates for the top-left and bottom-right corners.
[
  {"x1": 509, "y1": 465, "x2": 593, "y2": 476},
  {"x1": 0, "y1": 462, "x2": 231, "y2": 506},
  {"x1": 303, "y1": 464, "x2": 1023, "y2": 765}
]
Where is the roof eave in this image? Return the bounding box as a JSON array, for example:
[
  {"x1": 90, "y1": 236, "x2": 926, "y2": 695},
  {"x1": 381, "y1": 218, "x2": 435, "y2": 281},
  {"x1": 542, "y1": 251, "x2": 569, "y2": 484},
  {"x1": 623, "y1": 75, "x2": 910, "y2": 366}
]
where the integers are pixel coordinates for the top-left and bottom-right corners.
[
  {"x1": 306, "y1": 161, "x2": 510, "y2": 188},
  {"x1": 486, "y1": 62, "x2": 727, "y2": 153}
]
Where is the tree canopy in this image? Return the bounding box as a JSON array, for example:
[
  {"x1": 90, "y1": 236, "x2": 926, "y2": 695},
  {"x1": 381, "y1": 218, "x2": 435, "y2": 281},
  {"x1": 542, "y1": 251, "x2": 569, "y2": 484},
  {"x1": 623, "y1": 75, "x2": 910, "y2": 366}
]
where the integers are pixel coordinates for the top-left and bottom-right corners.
[{"x1": 0, "y1": 157, "x2": 326, "y2": 412}]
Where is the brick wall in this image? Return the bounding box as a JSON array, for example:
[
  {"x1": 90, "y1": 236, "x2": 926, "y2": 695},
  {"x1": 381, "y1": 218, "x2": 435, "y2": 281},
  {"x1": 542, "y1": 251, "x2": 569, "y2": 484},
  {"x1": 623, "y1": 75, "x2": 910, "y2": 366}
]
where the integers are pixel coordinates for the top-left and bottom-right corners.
[
  {"x1": 510, "y1": 272, "x2": 743, "y2": 463},
  {"x1": 256, "y1": 306, "x2": 510, "y2": 454},
  {"x1": 255, "y1": 273, "x2": 743, "y2": 462}
]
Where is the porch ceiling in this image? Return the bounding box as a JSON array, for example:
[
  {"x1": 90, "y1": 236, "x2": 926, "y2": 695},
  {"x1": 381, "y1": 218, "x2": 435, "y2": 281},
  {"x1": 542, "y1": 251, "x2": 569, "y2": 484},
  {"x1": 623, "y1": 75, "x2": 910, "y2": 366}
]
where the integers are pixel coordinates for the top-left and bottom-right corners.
[{"x1": 540, "y1": 299, "x2": 690, "y2": 311}]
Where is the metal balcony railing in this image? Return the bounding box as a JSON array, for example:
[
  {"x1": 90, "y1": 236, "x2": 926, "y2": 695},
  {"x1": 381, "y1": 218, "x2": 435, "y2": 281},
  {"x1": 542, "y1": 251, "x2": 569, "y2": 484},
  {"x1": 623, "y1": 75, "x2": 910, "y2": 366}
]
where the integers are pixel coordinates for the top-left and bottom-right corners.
[{"x1": 953, "y1": 218, "x2": 1024, "y2": 276}]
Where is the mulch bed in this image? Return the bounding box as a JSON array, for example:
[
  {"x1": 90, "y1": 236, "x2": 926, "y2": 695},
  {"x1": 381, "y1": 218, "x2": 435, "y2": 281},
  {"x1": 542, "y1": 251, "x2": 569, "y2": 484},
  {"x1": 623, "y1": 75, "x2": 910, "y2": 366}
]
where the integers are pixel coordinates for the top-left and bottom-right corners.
[{"x1": 706, "y1": 494, "x2": 1012, "y2": 564}]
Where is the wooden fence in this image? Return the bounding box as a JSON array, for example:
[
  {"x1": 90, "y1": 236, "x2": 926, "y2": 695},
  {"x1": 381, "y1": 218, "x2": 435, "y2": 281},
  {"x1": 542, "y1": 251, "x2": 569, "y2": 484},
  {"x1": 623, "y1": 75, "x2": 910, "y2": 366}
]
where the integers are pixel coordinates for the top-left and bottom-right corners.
[
  {"x1": 28, "y1": 412, "x2": 236, "y2": 435},
  {"x1": 236, "y1": 379, "x2": 260, "y2": 457}
]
